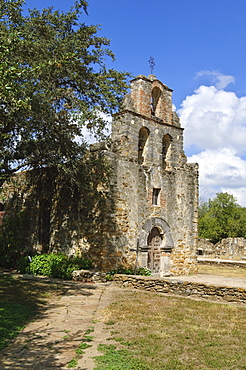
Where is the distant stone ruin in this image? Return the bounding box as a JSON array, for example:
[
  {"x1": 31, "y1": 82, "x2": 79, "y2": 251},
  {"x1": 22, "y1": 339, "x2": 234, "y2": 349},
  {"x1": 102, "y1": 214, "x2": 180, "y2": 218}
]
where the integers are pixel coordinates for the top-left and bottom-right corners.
[{"x1": 197, "y1": 237, "x2": 246, "y2": 259}]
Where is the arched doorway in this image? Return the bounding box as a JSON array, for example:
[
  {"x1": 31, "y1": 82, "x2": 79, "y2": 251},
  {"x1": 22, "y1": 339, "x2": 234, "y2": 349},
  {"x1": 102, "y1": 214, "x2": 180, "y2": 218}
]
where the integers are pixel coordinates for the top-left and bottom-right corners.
[
  {"x1": 147, "y1": 227, "x2": 162, "y2": 273},
  {"x1": 139, "y1": 217, "x2": 174, "y2": 276}
]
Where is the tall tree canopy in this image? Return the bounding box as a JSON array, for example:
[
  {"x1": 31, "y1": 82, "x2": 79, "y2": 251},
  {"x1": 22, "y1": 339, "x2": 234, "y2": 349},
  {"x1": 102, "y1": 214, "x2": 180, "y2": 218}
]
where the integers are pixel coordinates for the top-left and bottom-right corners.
[
  {"x1": 0, "y1": 0, "x2": 130, "y2": 182},
  {"x1": 198, "y1": 192, "x2": 246, "y2": 243}
]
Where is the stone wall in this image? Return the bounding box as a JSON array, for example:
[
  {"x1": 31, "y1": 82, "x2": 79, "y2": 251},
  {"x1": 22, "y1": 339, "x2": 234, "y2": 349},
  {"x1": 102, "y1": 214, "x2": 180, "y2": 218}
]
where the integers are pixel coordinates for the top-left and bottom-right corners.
[
  {"x1": 197, "y1": 238, "x2": 246, "y2": 259},
  {"x1": 109, "y1": 74, "x2": 199, "y2": 275},
  {"x1": 0, "y1": 163, "x2": 126, "y2": 271},
  {"x1": 114, "y1": 274, "x2": 246, "y2": 304}
]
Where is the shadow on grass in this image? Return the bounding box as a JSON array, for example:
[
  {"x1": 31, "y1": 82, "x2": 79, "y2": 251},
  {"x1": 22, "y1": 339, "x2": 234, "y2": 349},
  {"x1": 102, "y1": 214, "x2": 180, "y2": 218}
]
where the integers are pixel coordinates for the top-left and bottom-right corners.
[
  {"x1": 0, "y1": 273, "x2": 98, "y2": 369},
  {"x1": 0, "y1": 300, "x2": 35, "y2": 351}
]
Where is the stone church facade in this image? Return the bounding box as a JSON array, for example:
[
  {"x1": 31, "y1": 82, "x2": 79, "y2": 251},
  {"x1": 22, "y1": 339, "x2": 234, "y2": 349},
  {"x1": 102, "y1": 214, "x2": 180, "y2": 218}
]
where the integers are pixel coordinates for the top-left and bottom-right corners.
[
  {"x1": 107, "y1": 74, "x2": 199, "y2": 275},
  {"x1": 1, "y1": 74, "x2": 199, "y2": 275}
]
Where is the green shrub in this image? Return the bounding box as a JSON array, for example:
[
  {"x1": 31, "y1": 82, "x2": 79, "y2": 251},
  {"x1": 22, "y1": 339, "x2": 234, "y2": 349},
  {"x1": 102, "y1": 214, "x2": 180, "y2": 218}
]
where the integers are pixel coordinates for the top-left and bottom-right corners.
[
  {"x1": 69, "y1": 255, "x2": 93, "y2": 270},
  {"x1": 22, "y1": 253, "x2": 93, "y2": 280},
  {"x1": 106, "y1": 266, "x2": 152, "y2": 278},
  {"x1": 16, "y1": 256, "x2": 31, "y2": 274},
  {"x1": 107, "y1": 267, "x2": 134, "y2": 276},
  {"x1": 136, "y1": 267, "x2": 152, "y2": 276}
]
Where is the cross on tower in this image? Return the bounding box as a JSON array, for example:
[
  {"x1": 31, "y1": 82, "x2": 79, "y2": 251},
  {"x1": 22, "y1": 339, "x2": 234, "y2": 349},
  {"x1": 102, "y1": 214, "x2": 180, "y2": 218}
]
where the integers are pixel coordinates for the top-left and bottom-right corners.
[{"x1": 148, "y1": 56, "x2": 155, "y2": 74}]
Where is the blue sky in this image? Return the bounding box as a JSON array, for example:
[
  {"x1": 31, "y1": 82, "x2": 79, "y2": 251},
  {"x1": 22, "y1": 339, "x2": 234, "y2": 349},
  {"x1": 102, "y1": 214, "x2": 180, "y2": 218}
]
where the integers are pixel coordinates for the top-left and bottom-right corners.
[{"x1": 24, "y1": 0, "x2": 246, "y2": 206}]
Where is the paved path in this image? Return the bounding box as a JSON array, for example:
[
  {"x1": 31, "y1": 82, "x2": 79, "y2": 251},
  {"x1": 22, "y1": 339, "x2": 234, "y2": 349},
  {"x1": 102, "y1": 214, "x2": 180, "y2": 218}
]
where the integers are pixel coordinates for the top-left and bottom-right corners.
[
  {"x1": 1, "y1": 273, "x2": 246, "y2": 369},
  {"x1": 0, "y1": 280, "x2": 120, "y2": 370}
]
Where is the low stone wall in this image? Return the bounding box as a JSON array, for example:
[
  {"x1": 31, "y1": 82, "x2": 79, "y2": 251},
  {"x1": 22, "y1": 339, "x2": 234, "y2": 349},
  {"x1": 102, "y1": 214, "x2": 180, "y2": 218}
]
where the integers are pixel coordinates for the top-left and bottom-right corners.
[
  {"x1": 114, "y1": 274, "x2": 246, "y2": 304},
  {"x1": 72, "y1": 269, "x2": 107, "y2": 282}
]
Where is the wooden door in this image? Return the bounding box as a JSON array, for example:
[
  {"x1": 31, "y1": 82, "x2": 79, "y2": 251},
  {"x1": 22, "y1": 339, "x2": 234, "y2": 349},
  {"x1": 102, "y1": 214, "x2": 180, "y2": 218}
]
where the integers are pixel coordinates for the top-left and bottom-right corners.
[{"x1": 147, "y1": 227, "x2": 162, "y2": 273}]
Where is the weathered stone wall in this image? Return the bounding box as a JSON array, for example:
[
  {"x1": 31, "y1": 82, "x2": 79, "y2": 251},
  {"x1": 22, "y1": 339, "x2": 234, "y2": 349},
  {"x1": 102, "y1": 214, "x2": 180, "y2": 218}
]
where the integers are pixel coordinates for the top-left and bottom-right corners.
[
  {"x1": 216, "y1": 237, "x2": 246, "y2": 258},
  {"x1": 114, "y1": 274, "x2": 246, "y2": 304},
  {"x1": 197, "y1": 237, "x2": 246, "y2": 259},
  {"x1": 109, "y1": 74, "x2": 199, "y2": 275},
  {"x1": 0, "y1": 165, "x2": 127, "y2": 270}
]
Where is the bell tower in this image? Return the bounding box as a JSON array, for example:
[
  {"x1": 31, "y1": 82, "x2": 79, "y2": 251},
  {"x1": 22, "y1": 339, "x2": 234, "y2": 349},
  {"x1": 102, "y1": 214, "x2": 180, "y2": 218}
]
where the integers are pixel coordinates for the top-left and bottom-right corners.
[{"x1": 110, "y1": 74, "x2": 199, "y2": 276}]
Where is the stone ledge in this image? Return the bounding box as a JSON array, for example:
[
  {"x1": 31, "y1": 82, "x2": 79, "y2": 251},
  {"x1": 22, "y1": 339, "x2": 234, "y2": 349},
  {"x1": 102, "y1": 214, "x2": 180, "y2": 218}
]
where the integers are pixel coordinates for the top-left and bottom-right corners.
[{"x1": 114, "y1": 274, "x2": 246, "y2": 304}]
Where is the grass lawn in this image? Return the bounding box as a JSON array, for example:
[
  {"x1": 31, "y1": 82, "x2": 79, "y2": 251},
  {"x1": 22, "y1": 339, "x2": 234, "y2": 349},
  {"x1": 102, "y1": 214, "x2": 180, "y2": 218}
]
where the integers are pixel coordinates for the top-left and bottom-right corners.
[
  {"x1": 198, "y1": 263, "x2": 246, "y2": 278},
  {"x1": 1, "y1": 265, "x2": 246, "y2": 369},
  {"x1": 97, "y1": 290, "x2": 246, "y2": 370},
  {"x1": 0, "y1": 274, "x2": 64, "y2": 350}
]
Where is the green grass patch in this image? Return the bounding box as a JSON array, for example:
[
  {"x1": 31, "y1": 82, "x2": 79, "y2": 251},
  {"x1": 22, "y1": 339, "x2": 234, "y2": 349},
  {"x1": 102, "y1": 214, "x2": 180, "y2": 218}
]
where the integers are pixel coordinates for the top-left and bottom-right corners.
[
  {"x1": 0, "y1": 301, "x2": 34, "y2": 350},
  {"x1": 198, "y1": 263, "x2": 246, "y2": 278},
  {"x1": 67, "y1": 358, "x2": 78, "y2": 368},
  {"x1": 0, "y1": 274, "x2": 64, "y2": 350},
  {"x1": 75, "y1": 341, "x2": 92, "y2": 355},
  {"x1": 102, "y1": 290, "x2": 246, "y2": 369},
  {"x1": 84, "y1": 326, "x2": 94, "y2": 335},
  {"x1": 83, "y1": 335, "x2": 93, "y2": 341},
  {"x1": 94, "y1": 344, "x2": 150, "y2": 370}
]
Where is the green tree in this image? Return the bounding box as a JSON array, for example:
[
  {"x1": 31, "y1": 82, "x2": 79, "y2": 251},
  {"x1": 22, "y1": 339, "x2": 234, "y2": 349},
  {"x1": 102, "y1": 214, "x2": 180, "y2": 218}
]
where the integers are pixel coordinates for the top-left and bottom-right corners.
[
  {"x1": 0, "y1": 0, "x2": 130, "y2": 183},
  {"x1": 198, "y1": 192, "x2": 246, "y2": 243}
]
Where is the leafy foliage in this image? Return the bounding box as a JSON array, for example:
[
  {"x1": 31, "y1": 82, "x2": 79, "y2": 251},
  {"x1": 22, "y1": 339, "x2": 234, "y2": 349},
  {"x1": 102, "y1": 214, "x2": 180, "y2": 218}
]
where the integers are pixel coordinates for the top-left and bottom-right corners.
[
  {"x1": 19, "y1": 253, "x2": 93, "y2": 280},
  {"x1": 198, "y1": 192, "x2": 246, "y2": 243},
  {"x1": 0, "y1": 210, "x2": 30, "y2": 268},
  {"x1": 106, "y1": 266, "x2": 152, "y2": 279},
  {"x1": 0, "y1": 0, "x2": 130, "y2": 182}
]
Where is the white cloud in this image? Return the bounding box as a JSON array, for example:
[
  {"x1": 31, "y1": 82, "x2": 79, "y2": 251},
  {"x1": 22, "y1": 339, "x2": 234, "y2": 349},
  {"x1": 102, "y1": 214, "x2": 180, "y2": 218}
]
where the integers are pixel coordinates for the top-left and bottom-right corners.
[
  {"x1": 188, "y1": 149, "x2": 246, "y2": 206},
  {"x1": 178, "y1": 73, "x2": 246, "y2": 206},
  {"x1": 196, "y1": 70, "x2": 235, "y2": 89},
  {"x1": 178, "y1": 85, "x2": 246, "y2": 154}
]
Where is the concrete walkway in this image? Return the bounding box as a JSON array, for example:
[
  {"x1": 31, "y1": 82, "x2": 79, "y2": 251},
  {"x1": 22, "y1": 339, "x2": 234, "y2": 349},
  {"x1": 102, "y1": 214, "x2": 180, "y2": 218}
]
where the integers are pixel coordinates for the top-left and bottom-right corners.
[
  {"x1": 0, "y1": 279, "x2": 120, "y2": 370},
  {"x1": 1, "y1": 273, "x2": 246, "y2": 369}
]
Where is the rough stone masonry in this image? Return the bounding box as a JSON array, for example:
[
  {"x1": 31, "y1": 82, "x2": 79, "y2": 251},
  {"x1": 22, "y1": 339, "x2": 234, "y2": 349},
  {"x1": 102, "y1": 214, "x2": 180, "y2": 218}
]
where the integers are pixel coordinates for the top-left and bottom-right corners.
[
  {"x1": 1, "y1": 74, "x2": 199, "y2": 276},
  {"x1": 107, "y1": 74, "x2": 199, "y2": 275}
]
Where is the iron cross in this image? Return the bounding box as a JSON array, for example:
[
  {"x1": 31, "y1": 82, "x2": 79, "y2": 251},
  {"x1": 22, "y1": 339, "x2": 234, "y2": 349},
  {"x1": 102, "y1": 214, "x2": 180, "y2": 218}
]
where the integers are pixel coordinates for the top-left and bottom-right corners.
[{"x1": 148, "y1": 56, "x2": 155, "y2": 74}]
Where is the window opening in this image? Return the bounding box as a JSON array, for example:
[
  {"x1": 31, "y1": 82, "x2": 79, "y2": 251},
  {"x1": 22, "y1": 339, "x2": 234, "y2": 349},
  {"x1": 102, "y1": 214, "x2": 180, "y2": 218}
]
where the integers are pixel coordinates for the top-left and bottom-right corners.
[
  {"x1": 151, "y1": 87, "x2": 161, "y2": 116},
  {"x1": 162, "y1": 134, "x2": 172, "y2": 168},
  {"x1": 138, "y1": 127, "x2": 149, "y2": 163},
  {"x1": 152, "y1": 188, "x2": 161, "y2": 205}
]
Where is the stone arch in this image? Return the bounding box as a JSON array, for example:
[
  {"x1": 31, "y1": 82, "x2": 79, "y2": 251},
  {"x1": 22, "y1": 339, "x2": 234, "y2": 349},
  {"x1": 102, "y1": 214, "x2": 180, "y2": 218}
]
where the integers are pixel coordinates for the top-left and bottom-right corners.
[
  {"x1": 138, "y1": 126, "x2": 149, "y2": 163},
  {"x1": 139, "y1": 217, "x2": 174, "y2": 252},
  {"x1": 139, "y1": 217, "x2": 174, "y2": 274},
  {"x1": 151, "y1": 86, "x2": 162, "y2": 116},
  {"x1": 162, "y1": 134, "x2": 172, "y2": 168}
]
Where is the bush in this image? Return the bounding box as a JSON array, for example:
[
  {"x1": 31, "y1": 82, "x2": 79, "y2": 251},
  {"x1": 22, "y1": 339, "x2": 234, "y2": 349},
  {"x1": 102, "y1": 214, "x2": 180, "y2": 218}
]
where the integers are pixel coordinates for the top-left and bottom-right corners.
[
  {"x1": 16, "y1": 256, "x2": 31, "y2": 274},
  {"x1": 136, "y1": 267, "x2": 152, "y2": 276},
  {"x1": 106, "y1": 266, "x2": 152, "y2": 279},
  {"x1": 17, "y1": 253, "x2": 93, "y2": 280}
]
